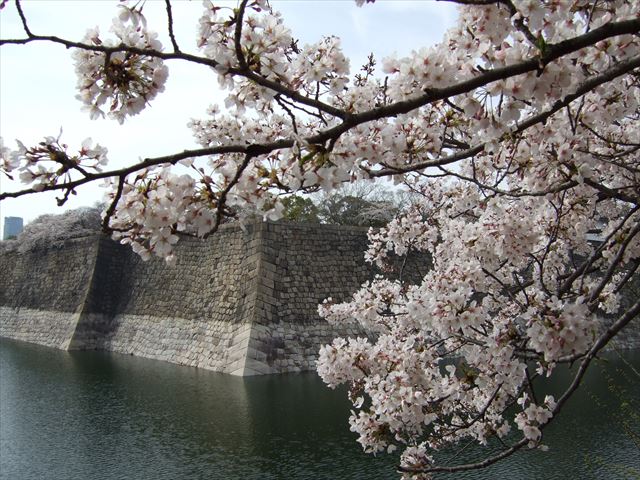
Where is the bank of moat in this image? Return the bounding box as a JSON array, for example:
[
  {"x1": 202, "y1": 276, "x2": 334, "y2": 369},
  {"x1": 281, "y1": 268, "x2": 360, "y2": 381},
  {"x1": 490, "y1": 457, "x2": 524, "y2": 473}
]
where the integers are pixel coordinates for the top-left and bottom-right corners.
[
  {"x1": 1, "y1": 220, "x2": 637, "y2": 375},
  {"x1": 0, "y1": 221, "x2": 427, "y2": 375}
]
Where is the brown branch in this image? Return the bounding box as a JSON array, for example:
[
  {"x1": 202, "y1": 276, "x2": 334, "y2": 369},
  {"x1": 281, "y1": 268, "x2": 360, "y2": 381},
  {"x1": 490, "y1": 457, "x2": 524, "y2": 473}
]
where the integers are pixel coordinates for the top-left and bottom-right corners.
[
  {"x1": 456, "y1": 384, "x2": 503, "y2": 430},
  {"x1": 1, "y1": 35, "x2": 207, "y2": 60},
  {"x1": 207, "y1": 153, "x2": 254, "y2": 239},
  {"x1": 10, "y1": 47, "x2": 634, "y2": 204},
  {"x1": 164, "y1": 0, "x2": 180, "y2": 53},
  {"x1": 338, "y1": 18, "x2": 640, "y2": 139},
  {"x1": 401, "y1": 299, "x2": 640, "y2": 476},
  {"x1": 587, "y1": 218, "x2": 640, "y2": 306},
  {"x1": 371, "y1": 53, "x2": 640, "y2": 177},
  {"x1": 277, "y1": 94, "x2": 328, "y2": 125},
  {"x1": 579, "y1": 120, "x2": 640, "y2": 149},
  {"x1": 0, "y1": 35, "x2": 346, "y2": 120},
  {"x1": 552, "y1": 299, "x2": 640, "y2": 416},
  {"x1": 102, "y1": 175, "x2": 126, "y2": 231},
  {"x1": 398, "y1": 437, "x2": 529, "y2": 475},
  {"x1": 2, "y1": 17, "x2": 638, "y2": 140},
  {"x1": 14, "y1": 0, "x2": 32, "y2": 37},
  {"x1": 275, "y1": 96, "x2": 299, "y2": 135},
  {"x1": 234, "y1": 0, "x2": 249, "y2": 70},
  {"x1": 0, "y1": 142, "x2": 290, "y2": 201},
  {"x1": 482, "y1": 266, "x2": 524, "y2": 308},
  {"x1": 498, "y1": 0, "x2": 538, "y2": 47},
  {"x1": 435, "y1": 164, "x2": 579, "y2": 198},
  {"x1": 559, "y1": 205, "x2": 640, "y2": 296},
  {"x1": 583, "y1": 178, "x2": 639, "y2": 205},
  {"x1": 613, "y1": 257, "x2": 640, "y2": 294}
]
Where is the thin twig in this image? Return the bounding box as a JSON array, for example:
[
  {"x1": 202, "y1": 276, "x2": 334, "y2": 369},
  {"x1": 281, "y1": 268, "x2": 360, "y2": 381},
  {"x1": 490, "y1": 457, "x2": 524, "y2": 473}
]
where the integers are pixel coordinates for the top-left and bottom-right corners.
[
  {"x1": 15, "y1": 0, "x2": 33, "y2": 37},
  {"x1": 164, "y1": 0, "x2": 180, "y2": 53},
  {"x1": 234, "y1": 0, "x2": 249, "y2": 70},
  {"x1": 399, "y1": 300, "x2": 640, "y2": 476}
]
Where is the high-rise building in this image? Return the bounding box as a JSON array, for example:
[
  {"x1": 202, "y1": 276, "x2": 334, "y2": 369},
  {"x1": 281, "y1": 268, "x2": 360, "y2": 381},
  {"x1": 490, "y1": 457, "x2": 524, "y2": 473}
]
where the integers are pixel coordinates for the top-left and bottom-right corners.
[{"x1": 3, "y1": 216, "x2": 24, "y2": 240}]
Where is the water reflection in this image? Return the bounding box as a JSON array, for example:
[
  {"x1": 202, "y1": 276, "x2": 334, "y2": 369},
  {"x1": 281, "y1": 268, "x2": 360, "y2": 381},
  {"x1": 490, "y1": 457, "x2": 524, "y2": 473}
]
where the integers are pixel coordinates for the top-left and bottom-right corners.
[{"x1": 1, "y1": 338, "x2": 638, "y2": 480}]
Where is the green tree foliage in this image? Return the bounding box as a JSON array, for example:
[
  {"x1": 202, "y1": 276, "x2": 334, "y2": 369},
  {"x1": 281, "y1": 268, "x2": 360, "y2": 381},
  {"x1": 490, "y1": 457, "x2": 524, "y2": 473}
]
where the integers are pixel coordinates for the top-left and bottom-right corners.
[{"x1": 280, "y1": 195, "x2": 321, "y2": 223}]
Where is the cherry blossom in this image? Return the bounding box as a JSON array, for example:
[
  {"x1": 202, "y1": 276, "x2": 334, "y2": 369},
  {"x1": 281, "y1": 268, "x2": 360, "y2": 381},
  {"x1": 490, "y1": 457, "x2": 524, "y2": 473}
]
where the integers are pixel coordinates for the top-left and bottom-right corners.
[
  {"x1": 1, "y1": 0, "x2": 639, "y2": 477},
  {"x1": 72, "y1": 2, "x2": 168, "y2": 123}
]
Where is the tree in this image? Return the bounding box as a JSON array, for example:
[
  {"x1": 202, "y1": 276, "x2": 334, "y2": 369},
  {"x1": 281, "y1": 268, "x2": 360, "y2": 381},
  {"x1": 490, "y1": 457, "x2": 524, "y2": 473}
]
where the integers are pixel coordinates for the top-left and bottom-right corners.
[
  {"x1": 0, "y1": 206, "x2": 102, "y2": 254},
  {"x1": 280, "y1": 194, "x2": 321, "y2": 223},
  {"x1": 282, "y1": 181, "x2": 409, "y2": 226},
  {"x1": 313, "y1": 181, "x2": 406, "y2": 227},
  {"x1": 1, "y1": 0, "x2": 639, "y2": 477}
]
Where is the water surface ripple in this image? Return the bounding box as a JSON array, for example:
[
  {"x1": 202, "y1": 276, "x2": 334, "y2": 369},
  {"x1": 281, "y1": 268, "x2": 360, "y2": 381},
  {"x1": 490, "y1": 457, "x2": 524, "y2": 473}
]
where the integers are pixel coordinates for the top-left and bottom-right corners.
[{"x1": 1, "y1": 339, "x2": 638, "y2": 479}]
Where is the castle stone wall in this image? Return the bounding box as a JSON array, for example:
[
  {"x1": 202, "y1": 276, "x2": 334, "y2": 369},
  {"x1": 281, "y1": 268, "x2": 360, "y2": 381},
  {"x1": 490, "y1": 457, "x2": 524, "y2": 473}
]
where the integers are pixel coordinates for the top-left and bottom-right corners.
[
  {"x1": 1, "y1": 221, "x2": 635, "y2": 375},
  {"x1": 0, "y1": 236, "x2": 99, "y2": 349},
  {"x1": 0, "y1": 222, "x2": 388, "y2": 375}
]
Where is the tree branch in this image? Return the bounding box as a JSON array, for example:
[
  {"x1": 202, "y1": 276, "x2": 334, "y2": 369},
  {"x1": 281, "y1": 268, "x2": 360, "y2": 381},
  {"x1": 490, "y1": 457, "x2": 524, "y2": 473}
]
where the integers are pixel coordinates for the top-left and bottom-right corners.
[
  {"x1": 552, "y1": 299, "x2": 640, "y2": 416},
  {"x1": 14, "y1": 0, "x2": 32, "y2": 37},
  {"x1": 338, "y1": 18, "x2": 640, "y2": 137},
  {"x1": 164, "y1": 0, "x2": 180, "y2": 53},
  {"x1": 559, "y1": 206, "x2": 640, "y2": 296},
  {"x1": 587, "y1": 218, "x2": 640, "y2": 306},
  {"x1": 102, "y1": 175, "x2": 126, "y2": 231},
  {"x1": 0, "y1": 143, "x2": 289, "y2": 200},
  {"x1": 371, "y1": 53, "x2": 640, "y2": 177},
  {"x1": 207, "y1": 153, "x2": 254, "y2": 238},
  {"x1": 400, "y1": 299, "x2": 640, "y2": 475},
  {"x1": 2, "y1": 16, "x2": 637, "y2": 144},
  {"x1": 0, "y1": 34, "x2": 346, "y2": 120},
  {"x1": 7, "y1": 49, "x2": 634, "y2": 205},
  {"x1": 234, "y1": 0, "x2": 249, "y2": 70}
]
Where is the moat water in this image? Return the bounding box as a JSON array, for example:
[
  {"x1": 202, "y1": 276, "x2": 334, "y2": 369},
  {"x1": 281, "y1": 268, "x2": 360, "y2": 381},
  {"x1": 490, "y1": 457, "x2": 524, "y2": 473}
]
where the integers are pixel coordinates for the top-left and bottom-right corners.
[{"x1": 1, "y1": 338, "x2": 638, "y2": 480}]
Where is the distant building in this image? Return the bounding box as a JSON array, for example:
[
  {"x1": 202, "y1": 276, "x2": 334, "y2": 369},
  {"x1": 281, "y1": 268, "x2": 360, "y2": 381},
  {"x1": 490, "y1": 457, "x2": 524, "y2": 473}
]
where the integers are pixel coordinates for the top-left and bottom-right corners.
[{"x1": 3, "y1": 216, "x2": 24, "y2": 240}]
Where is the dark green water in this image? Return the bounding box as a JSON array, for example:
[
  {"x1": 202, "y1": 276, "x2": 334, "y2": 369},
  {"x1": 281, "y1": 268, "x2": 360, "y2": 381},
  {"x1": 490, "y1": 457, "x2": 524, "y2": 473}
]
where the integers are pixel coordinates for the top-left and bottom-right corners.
[{"x1": 1, "y1": 338, "x2": 638, "y2": 480}]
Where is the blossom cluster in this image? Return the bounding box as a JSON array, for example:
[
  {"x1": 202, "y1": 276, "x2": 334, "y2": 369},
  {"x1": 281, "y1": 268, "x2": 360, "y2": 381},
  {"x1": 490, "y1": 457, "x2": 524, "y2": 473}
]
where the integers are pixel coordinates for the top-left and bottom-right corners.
[
  {"x1": 313, "y1": 0, "x2": 640, "y2": 473},
  {"x1": 514, "y1": 395, "x2": 556, "y2": 447},
  {"x1": 72, "y1": 3, "x2": 168, "y2": 123},
  {"x1": 1, "y1": 133, "x2": 107, "y2": 194},
  {"x1": 197, "y1": 0, "x2": 350, "y2": 113},
  {"x1": 3, "y1": 0, "x2": 640, "y2": 476},
  {"x1": 106, "y1": 167, "x2": 200, "y2": 264}
]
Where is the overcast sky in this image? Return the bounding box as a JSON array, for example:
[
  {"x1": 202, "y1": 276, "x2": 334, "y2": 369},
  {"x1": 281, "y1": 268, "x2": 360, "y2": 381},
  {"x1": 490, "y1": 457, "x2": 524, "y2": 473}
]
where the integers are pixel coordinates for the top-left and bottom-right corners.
[{"x1": 0, "y1": 0, "x2": 457, "y2": 236}]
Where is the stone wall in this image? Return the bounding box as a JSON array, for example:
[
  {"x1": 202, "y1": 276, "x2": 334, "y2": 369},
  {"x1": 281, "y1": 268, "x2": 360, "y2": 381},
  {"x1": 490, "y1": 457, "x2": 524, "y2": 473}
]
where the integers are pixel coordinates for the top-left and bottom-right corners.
[
  {"x1": 243, "y1": 222, "x2": 428, "y2": 374},
  {"x1": 241, "y1": 222, "x2": 375, "y2": 374},
  {"x1": 66, "y1": 224, "x2": 264, "y2": 376},
  {"x1": 1, "y1": 221, "x2": 636, "y2": 376},
  {"x1": 0, "y1": 236, "x2": 99, "y2": 349},
  {"x1": 0, "y1": 221, "x2": 396, "y2": 375}
]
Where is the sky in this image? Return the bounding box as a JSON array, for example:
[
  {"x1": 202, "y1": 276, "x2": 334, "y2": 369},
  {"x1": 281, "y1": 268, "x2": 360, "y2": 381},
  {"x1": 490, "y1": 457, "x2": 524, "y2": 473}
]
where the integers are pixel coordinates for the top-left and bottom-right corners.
[{"x1": 0, "y1": 0, "x2": 457, "y2": 236}]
